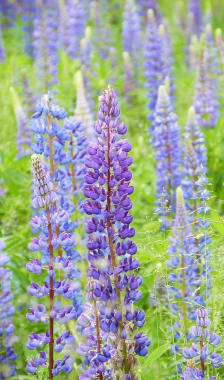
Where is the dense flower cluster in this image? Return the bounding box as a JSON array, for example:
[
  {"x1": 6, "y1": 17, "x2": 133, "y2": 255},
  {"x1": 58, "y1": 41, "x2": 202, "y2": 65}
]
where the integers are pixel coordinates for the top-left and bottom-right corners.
[
  {"x1": 33, "y1": 0, "x2": 59, "y2": 90},
  {"x1": 167, "y1": 187, "x2": 198, "y2": 352},
  {"x1": 138, "y1": 0, "x2": 162, "y2": 24},
  {"x1": 194, "y1": 47, "x2": 219, "y2": 129},
  {"x1": 22, "y1": 0, "x2": 36, "y2": 57},
  {"x1": 0, "y1": 240, "x2": 17, "y2": 379},
  {"x1": 152, "y1": 85, "x2": 182, "y2": 228},
  {"x1": 78, "y1": 86, "x2": 150, "y2": 378},
  {"x1": 65, "y1": 0, "x2": 86, "y2": 59},
  {"x1": 144, "y1": 10, "x2": 174, "y2": 118},
  {"x1": 26, "y1": 155, "x2": 78, "y2": 377},
  {"x1": 182, "y1": 107, "x2": 212, "y2": 299},
  {"x1": 122, "y1": 0, "x2": 141, "y2": 74},
  {"x1": 181, "y1": 308, "x2": 222, "y2": 379}
]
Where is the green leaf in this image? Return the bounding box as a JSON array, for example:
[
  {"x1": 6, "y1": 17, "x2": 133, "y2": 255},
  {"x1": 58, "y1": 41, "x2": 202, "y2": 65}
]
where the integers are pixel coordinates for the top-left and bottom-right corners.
[{"x1": 142, "y1": 344, "x2": 170, "y2": 369}]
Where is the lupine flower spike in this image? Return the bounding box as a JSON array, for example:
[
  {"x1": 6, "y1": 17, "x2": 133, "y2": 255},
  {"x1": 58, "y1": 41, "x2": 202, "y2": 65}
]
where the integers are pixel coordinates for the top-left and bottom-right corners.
[
  {"x1": 0, "y1": 240, "x2": 17, "y2": 379},
  {"x1": 152, "y1": 85, "x2": 182, "y2": 228},
  {"x1": 26, "y1": 155, "x2": 77, "y2": 377},
  {"x1": 194, "y1": 46, "x2": 219, "y2": 129},
  {"x1": 167, "y1": 187, "x2": 198, "y2": 355},
  {"x1": 181, "y1": 308, "x2": 222, "y2": 379},
  {"x1": 122, "y1": 0, "x2": 141, "y2": 75},
  {"x1": 182, "y1": 107, "x2": 211, "y2": 301},
  {"x1": 79, "y1": 86, "x2": 151, "y2": 378}
]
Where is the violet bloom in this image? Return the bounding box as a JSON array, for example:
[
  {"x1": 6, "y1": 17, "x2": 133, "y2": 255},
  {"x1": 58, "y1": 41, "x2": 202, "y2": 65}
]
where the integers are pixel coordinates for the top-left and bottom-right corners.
[
  {"x1": 185, "y1": 0, "x2": 202, "y2": 64},
  {"x1": 167, "y1": 187, "x2": 198, "y2": 351},
  {"x1": 22, "y1": 0, "x2": 36, "y2": 57},
  {"x1": 138, "y1": 0, "x2": 162, "y2": 24},
  {"x1": 65, "y1": 0, "x2": 86, "y2": 59},
  {"x1": 152, "y1": 85, "x2": 182, "y2": 228},
  {"x1": 144, "y1": 9, "x2": 162, "y2": 115},
  {"x1": 122, "y1": 0, "x2": 141, "y2": 74},
  {"x1": 181, "y1": 308, "x2": 223, "y2": 379},
  {"x1": 182, "y1": 119, "x2": 212, "y2": 302},
  {"x1": 0, "y1": 0, "x2": 15, "y2": 28},
  {"x1": 30, "y1": 94, "x2": 83, "y2": 313},
  {"x1": 26, "y1": 155, "x2": 77, "y2": 378},
  {"x1": 194, "y1": 48, "x2": 219, "y2": 128},
  {"x1": 33, "y1": 0, "x2": 59, "y2": 90},
  {"x1": 80, "y1": 86, "x2": 150, "y2": 378},
  {"x1": 0, "y1": 240, "x2": 17, "y2": 378}
]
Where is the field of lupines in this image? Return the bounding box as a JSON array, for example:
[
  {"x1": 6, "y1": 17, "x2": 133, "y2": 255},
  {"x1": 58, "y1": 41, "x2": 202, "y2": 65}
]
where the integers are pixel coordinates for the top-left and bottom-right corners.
[{"x1": 2, "y1": 0, "x2": 224, "y2": 379}]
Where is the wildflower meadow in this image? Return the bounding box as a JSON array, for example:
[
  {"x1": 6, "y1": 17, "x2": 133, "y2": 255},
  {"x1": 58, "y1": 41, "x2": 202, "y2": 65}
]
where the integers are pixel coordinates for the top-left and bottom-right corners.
[{"x1": 1, "y1": 0, "x2": 224, "y2": 379}]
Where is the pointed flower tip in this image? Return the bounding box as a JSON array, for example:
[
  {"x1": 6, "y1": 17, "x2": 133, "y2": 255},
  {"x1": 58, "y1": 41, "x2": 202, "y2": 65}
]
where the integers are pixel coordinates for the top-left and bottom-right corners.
[
  {"x1": 176, "y1": 187, "x2": 184, "y2": 208},
  {"x1": 147, "y1": 8, "x2": 155, "y2": 21},
  {"x1": 158, "y1": 85, "x2": 168, "y2": 103},
  {"x1": 158, "y1": 24, "x2": 165, "y2": 36},
  {"x1": 188, "y1": 106, "x2": 196, "y2": 123}
]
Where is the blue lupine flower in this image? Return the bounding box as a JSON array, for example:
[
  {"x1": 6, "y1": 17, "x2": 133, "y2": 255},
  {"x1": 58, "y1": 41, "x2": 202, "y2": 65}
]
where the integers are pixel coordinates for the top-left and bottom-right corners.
[
  {"x1": 0, "y1": 239, "x2": 17, "y2": 379},
  {"x1": 167, "y1": 187, "x2": 198, "y2": 346},
  {"x1": 138, "y1": 0, "x2": 162, "y2": 24},
  {"x1": 152, "y1": 85, "x2": 182, "y2": 227},
  {"x1": 80, "y1": 86, "x2": 150, "y2": 378},
  {"x1": 33, "y1": 0, "x2": 59, "y2": 90},
  {"x1": 181, "y1": 308, "x2": 223, "y2": 379},
  {"x1": 65, "y1": 0, "x2": 86, "y2": 59},
  {"x1": 22, "y1": 0, "x2": 36, "y2": 57},
  {"x1": 123, "y1": 0, "x2": 141, "y2": 75},
  {"x1": 26, "y1": 155, "x2": 78, "y2": 377}
]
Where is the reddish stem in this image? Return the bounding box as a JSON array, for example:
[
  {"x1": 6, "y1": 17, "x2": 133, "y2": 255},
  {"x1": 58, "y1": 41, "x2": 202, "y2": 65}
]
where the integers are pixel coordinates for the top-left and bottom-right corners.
[{"x1": 46, "y1": 207, "x2": 54, "y2": 380}]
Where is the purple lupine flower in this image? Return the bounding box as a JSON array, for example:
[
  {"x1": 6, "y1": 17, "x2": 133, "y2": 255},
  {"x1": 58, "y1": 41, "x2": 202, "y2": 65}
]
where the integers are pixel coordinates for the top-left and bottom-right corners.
[
  {"x1": 26, "y1": 155, "x2": 77, "y2": 378},
  {"x1": 123, "y1": 51, "x2": 137, "y2": 103},
  {"x1": 122, "y1": 0, "x2": 141, "y2": 74},
  {"x1": 80, "y1": 86, "x2": 150, "y2": 378},
  {"x1": 181, "y1": 308, "x2": 223, "y2": 378},
  {"x1": 33, "y1": 0, "x2": 59, "y2": 90},
  {"x1": 188, "y1": 0, "x2": 202, "y2": 37},
  {"x1": 144, "y1": 9, "x2": 162, "y2": 115},
  {"x1": 0, "y1": 239, "x2": 17, "y2": 378},
  {"x1": 0, "y1": 0, "x2": 15, "y2": 28},
  {"x1": 152, "y1": 85, "x2": 182, "y2": 228},
  {"x1": 138, "y1": 0, "x2": 162, "y2": 24},
  {"x1": 194, "y1": 47, "x2": 219, "y2": 129},
  {"x1": 65, "y1": 0, "x2": 86, "y2": 59},
  {"x1": 22, "y1": 0, "x2": 36, "y2": 57},
  {"x1": 167, "y1": 187, "x2": 198, "y2": 346},
  {"x1": 182, "y1": 122, "x2": 212, "y2": 302},
  {"x1": 22, "y1": 71, "x2": 37, "y2": 118},
  {"x1": 185, "y1": 0, "x2": 202, "y2": 64},
  {"x1": 31, "y1": 93, "x2": 83, "y2": 315},
  {"x1": 0, "y1": 24, "x2": 6, "y2": 62},
  {"x1": 158, "y1": 23, "x2": 175, "y2": 100}
]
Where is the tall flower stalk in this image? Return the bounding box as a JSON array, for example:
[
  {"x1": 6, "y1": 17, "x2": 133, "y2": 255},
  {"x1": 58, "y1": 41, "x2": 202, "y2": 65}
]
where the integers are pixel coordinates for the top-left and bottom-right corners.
[
  {"x1": 0, "y1": 240, "x2": 17, "y2": 378},
  {"x1": 152, "y1": 85, "x2": 182, "y2": 228},
  {"x1": 167, "y1": 187, "x2": 198, "y2": 350},
  {"x1": 79, "y1": 86, "x2": 150, "y2": 378},
  {"x1": 26, "y1": 155, "x2": 77, "y2": 377}
]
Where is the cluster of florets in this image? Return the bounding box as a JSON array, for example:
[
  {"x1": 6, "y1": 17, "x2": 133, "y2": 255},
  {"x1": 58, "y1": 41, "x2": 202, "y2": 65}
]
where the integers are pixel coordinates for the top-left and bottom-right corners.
[
  {"x1": 144, "y1": 10, "x2": 174, "y2": 118},
  {"x1": 167, "y1": 187, "x2": 198, "y2": 353},
  {"x1": 78, "y1": 86, "x2": 150, "y2": 378},
  {"x1": 152, "y1": 85, "x2": 182, "y2": 228},
  {"x1": 0, "y1": 240, "x2": 17, "y2": 379},
  {"x1": 26, "y1": 155, "x2": 78, "y2": 376},
  {"x1": 181, "y1": 309, "x2": 222, "y2": 379},
  {"x1": 33, "y1": 0, "x2": 59, "y2": 89}
]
